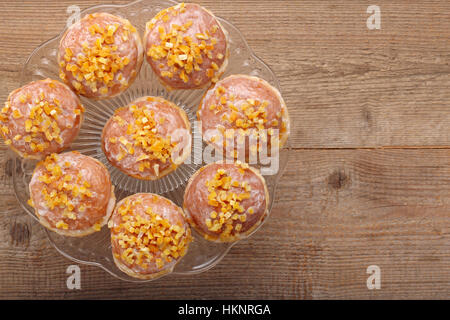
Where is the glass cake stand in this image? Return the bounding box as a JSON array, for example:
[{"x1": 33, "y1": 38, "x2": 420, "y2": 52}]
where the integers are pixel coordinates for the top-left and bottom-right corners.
[{"x1": 11, "y1": 0, "x2": 290, "y2": 282}]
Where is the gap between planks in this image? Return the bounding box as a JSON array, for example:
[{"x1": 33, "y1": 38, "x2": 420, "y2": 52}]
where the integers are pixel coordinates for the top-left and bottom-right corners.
[{"x1": 290, "y1": 145, "x2": 450, "y2": 151}]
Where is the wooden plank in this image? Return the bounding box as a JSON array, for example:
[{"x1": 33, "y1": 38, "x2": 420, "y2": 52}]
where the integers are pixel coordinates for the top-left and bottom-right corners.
[
  {"x1": 0, "y1": 0, "x2": 449, "y2": 148},
  {"x1": 0, "y1": 149, "x2": 448, "y2": 299}
]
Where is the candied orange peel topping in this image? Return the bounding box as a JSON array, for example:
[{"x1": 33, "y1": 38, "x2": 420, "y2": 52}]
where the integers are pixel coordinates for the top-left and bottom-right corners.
[
  {"x1": 60, "y1": 16, "x2": 136, "y2": 95},
  {"x1": 147, "y1": 3, "x2": 223, "y2": 85},
  {"x1": 207, "y1": 86, "x2": 287, "y2": 155},
  {"x1": 111, "y1": 196, "x2": 191, "y2": 269},
  {"x1": 31, "y1": 153, "x2": 94, "y2": 228},
  {"x1": 203, "y1": 165, "x2": 254, "y2": 241},
  {"x1": 110, "y1": 102, "x2": 175, "y2": 173},
  {"x1": 0, "y1": 88, "x2": 83, "y2": 156}
]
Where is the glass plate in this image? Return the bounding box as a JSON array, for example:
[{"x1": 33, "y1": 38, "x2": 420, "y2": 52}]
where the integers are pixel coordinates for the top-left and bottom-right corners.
[{"x1": 12, "y1": 0, "x2": 290, "y2": 282}]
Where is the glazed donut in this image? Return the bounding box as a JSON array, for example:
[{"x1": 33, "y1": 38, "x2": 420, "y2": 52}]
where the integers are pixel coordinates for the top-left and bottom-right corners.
[
  {"x1": 58, "y1": 12, "x2": 143, "y2": 99},
  {"x1": 28, "y1": 151, "x2": 115, "y2": 237},
  {"x1": 101, "y1": 96, "x2": 191, "y2": 180},
  {"x1": 110, "y1": 193, "x2": 192, "y2": 280},
  {"x1": 183, "y1": 162, "x2": 269, "y2": 242},
  {"x1": 198, "y1": 74, "x2": 290, "y2": 160},
  {"x1": 0, "y1": 79, "x2": 84, "y2": 160},
  {"x1": 144, "y1": 2, "x2": 229, "y2": 90}
]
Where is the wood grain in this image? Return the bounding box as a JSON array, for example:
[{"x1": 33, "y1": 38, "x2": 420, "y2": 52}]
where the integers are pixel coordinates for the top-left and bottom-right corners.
[{"x1": 0, "y1": 0, "x2": 449, "y2": 299}]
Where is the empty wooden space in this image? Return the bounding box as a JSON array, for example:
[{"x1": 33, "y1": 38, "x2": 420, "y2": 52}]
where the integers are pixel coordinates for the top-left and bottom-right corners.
[{"x1": 0, "y1": 0, "x2": 448, "y2": 299}]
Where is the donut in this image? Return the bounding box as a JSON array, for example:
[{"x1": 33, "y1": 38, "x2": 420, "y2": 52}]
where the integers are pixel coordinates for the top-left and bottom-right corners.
[
  {"x1": 58, "y1": 12, "x2": 143, "y2": 99},
  {"x1": 183, "y1": 162, "x2": 269, "y2": 242},
  {"x1": 144, "y1": 2, "x2": 229, "y2": 90},
  {"x1": 0, "y1": 79, "x2": 84, "y2": 160},
  {"x1": 28, "y1": 151, "x2": 115, "y2": 237},
  {"x1": 198, "y1": 74, "x2": 290, "y2": 160},
  {"x1": 110, "y1": 193, "x2": 192, "y2": 280},
  {"x1": 101, "y1": 96, "x2": 191, "y2": 180}
]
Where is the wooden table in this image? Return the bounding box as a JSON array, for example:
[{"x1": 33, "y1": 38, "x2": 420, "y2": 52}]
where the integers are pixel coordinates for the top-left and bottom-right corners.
[{"x1": 0, "y1": 0, "x2": 448, "y2": 299}]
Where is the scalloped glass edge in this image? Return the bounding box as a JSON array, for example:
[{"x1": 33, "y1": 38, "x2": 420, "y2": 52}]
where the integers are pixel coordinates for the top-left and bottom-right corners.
[{"x1": 11, "y1": 0, "x2": 291, "y2": 282}]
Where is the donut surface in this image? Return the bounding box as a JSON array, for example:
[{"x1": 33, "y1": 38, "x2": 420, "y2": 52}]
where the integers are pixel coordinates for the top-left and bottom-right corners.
[
  {"x1": 101, "y1": 96, "x2": 191, "y2": 180},
  {"x1": 198, "y1": 74, "x2": 290, "y2": 160},
  {"x1": 29, "y1": 151, "x2": 115, "y2": 237},
  {"x1": 58, "y1": 12, "x2": 143, "y2": 99},
  {"x1": 183, "y1": 162, "x2": 269, "y2": 242},
  {"x1": 1, "y1": 79, "x2": 84, "y2": 160},
  {"x1": 144, "y1": 2, "x2": 229, "y2": 90},
  {"x1": 110, "y1": 193, "x2": 192, "y2": 280}
]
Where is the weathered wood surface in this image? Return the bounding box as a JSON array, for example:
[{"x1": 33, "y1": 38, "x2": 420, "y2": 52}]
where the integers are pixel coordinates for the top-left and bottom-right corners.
[{"x1": 0, "y1": 0, "x2": 448, "y2": 299}]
